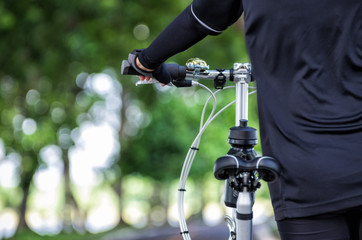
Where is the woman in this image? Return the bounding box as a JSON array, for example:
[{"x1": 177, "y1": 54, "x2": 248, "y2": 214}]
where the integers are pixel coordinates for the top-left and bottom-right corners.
[{"x1": 130, "y1": 0, "x2": 362, "y2": 238}]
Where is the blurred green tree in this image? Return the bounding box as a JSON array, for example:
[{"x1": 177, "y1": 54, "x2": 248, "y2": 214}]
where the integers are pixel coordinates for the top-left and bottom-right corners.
[
  {"x1": 0, "y1": 0, "x2": 138, "y2": 233},
  {"x1": 0, "y1": 0, "x2": 257, "y2": 235}
]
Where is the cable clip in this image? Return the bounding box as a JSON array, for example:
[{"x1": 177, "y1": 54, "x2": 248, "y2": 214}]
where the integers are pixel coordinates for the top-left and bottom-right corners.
[{"x1": 214, "y1": 69, "x2": 226, "y2": 89}]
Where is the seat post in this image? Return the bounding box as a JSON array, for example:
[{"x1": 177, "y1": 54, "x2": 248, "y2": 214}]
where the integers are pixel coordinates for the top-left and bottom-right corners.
[{"x1": 236, "y1": 173, "x2": 254, "y2": 240}]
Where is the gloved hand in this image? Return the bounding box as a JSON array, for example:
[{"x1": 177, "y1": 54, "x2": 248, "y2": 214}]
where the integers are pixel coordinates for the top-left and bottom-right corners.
[{"x1": 128, "y1": 49, "x2": 172, "y2": 84}]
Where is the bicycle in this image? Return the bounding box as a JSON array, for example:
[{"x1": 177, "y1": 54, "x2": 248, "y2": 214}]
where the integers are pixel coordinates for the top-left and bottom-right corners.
[{"x1": 121, "y1": 53, "x2": 281, "y2": 240}]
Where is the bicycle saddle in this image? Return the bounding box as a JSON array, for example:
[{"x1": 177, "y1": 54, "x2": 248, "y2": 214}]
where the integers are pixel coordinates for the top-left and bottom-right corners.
[{"x1": 214, "y1": 155, "x2": 281, "y2": 183}]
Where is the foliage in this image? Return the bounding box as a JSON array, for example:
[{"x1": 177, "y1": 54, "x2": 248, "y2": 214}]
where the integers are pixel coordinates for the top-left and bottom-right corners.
[
  {"x1": 0, "y1": 0, "x2": 264, "y2": 236},
  {"x1": 11, "y1": 228, "x2": 110, "y2": 240}
]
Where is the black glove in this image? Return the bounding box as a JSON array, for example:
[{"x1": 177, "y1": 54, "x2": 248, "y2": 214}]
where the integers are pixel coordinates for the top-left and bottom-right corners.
[{"x1": 128, "y1": 49, "x2": 172, "y2": 84}]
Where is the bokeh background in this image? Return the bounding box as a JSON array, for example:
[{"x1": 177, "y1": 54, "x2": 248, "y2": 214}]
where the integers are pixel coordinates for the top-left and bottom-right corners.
[{"x1": 0, "y1": 0, "x2": 279, "y2": 239}]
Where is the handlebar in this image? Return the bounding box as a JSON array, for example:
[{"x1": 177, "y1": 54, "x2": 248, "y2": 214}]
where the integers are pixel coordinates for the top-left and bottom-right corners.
[
  {"x1": 121, "y1": 56, "x2": 253, "y2": 89},
  {"x1": 121, "y1": 60, "x2": 187, "y2": 81}
]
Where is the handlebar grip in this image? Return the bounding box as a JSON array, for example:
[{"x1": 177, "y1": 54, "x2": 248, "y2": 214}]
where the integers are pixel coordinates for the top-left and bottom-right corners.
[
  {"x1": 121, "y1": 60, "x2": 187, "y2": 81},
  {"x1": 165, "y1": 64, "x2": 187, "y2": 81},
  {"x1": 121, "y1": 60, "x2": 139, "y2": 75}
]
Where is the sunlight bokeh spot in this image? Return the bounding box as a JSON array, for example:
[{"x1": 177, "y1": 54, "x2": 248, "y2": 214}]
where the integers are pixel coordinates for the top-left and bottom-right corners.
[
  {"x1": 33, "y1": 166, "x2": 62, "y2": 191},
  {"x1": 40, "y1": 145, "x2": 62, "y2": 166},
  {"x1": 85, "y1": 195, "x2": 120, "y2": 233},
  {"x1": 26, "y1": 89, "x2": 40, "y2": 106},
  {"x1": 89, "y1": 73, "x2": 114, "y2": 97},
  {"x1": 27, "y1": 210, "x2": 62, "y2": 235},
  {"x1": 75, "y1": 72, "x2": 89, "y2": 88},
  {"x1": 150, "y1": 206, "x2": 167, "y2": 226},
  {"x1": 122, "y1": 202, "x2": 149, "y2": 229},
  {"x1": 22, "y1": 118, "x2": 37, "y2": 135},
  {"x1": 0, "y1": 139, "x2": 5, "y2": 160},
  {"x1": 12, "y1": 114, "x2": 24, "y2": 131},
  {"x1": 133, "y1": 24, "x2": 150, "y2": 41},
  {"x1": 0, "y1": 158, "x2": 19, "y2": 188},
  {"x1": 0, "y1": 209, "x2": 18, "y2": 239},
  {"x1": 202, "y1": 202, "x2": 223, "y2": 226},
  {"x1": 51, "y1": 107, "x2": 66, "y2": 124}
]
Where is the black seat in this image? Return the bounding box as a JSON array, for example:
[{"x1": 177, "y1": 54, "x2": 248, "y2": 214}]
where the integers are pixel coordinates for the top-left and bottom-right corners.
[{"x1": 213, "y1": 155, "x2": 281, "y2": 182}]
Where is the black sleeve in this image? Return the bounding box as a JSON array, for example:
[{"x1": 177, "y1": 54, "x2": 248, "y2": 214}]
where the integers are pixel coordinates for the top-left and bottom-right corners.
[
  {"x1": 192, "y1": 0, "x2": 244, "y2": 33},
  {"x1": 138, "y1": 1, "x2": 244, "y2": 69}
]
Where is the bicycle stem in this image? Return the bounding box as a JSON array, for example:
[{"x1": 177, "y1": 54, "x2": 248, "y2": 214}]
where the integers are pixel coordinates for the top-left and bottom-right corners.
[
  {"x1": 235, "y1": 81, "x2": 249, "y2": 124},
  {"x1": 233, "y1": 62, "x2": 252, "y2": 124}
]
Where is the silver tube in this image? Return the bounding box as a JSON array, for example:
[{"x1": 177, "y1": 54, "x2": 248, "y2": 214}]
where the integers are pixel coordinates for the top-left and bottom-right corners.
[
  {"x1": 235, "y1": 81, "x2": 249, "y2": 125},
  {"x1": 236, "y1": 191, "x2": 253, "y2": 240}
]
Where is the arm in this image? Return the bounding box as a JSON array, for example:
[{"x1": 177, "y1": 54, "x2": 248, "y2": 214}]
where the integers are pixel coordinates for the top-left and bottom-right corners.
[{"x1": 138, "y1": 0, "x2": 244, "y2": 70}]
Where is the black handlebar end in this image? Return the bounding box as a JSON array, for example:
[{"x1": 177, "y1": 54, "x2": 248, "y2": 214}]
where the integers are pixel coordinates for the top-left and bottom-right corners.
[
  {"x1": 165, "y1": 64, "x2": 186, "y2": 81},
  {"x1": 121, "y1": 58, "x2": 188, "y2": 88},
  {"x1": 121, "y1": 60, "x2": 140, "y2": 76}
]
